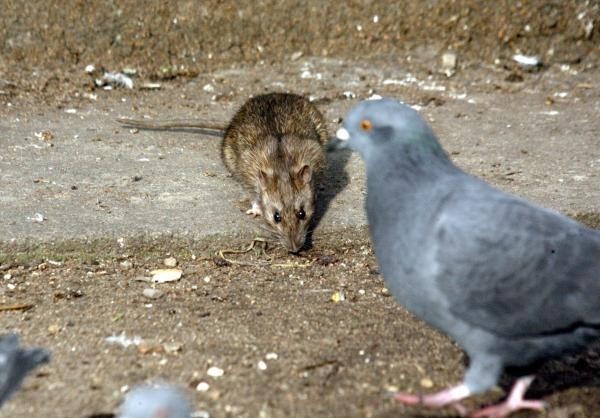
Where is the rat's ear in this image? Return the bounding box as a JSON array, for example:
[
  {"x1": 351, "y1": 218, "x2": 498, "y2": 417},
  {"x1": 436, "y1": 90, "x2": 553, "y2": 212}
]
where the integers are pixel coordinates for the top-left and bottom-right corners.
[
  {"x1": 257, "y1": 169, "x2": 272, "y2": 191},
  {"x1": 295, "y1": 164, "x2": 312, "y2": 187}
]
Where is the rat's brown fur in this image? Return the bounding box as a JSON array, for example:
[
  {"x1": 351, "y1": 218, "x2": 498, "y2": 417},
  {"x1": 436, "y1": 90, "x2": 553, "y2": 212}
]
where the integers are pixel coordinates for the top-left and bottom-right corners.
[
  {"x1": 118, "y1": 92, "x2": 328, "y2": 253},
  {"x1": 222, "y1": 93, "x2": 328, "y2": 253}
]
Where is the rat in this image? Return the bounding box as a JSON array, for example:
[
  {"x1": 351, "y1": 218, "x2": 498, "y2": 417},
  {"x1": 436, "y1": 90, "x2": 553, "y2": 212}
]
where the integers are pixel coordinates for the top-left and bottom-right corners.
[{"x1": 118, "y1": 92, "x2": 329, "y2": 253}]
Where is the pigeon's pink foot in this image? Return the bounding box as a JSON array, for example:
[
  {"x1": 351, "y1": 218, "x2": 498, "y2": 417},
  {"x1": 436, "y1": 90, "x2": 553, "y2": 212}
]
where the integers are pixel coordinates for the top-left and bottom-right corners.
[
  {"x1": 246, "y1": 201, "x2": 262, "y2": 217},
  {"x1": 394, "y1": 383, "x2": 471, "y2": 416},
  {"x1": 471, "y1": 376, "x2": 546, "y2": 418}
]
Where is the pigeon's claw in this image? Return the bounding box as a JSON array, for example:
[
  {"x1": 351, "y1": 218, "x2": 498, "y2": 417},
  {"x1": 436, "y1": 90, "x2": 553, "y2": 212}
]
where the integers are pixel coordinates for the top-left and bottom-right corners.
[
  {"x1": 471, "y1": 376, "x2": 546, "y2": 418},
  {"x1": 393, "y1": 383, "x2": 471, "y2": 416}
]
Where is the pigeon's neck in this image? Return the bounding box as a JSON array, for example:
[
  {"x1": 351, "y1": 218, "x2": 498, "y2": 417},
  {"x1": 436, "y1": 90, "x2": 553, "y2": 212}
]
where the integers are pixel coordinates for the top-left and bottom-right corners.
[
  {"x1": 364, "y1": 140, "x2": 458, "y2": 311},
  {"x1": 364, "y1": 139, "x2": 459, "y2": 252},
  {"x1": 365, "y1": 139, "x2": 457, "y2": 186}
]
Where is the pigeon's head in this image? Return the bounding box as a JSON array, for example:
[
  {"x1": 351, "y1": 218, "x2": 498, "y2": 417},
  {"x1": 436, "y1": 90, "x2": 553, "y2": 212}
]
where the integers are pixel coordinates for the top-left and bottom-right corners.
[
  {"x1": 331, "y1": 98, "x2": 438, "y2": 159},
  {"x1": 118, "y1": 383, "x2": 192, "y2": 418}
]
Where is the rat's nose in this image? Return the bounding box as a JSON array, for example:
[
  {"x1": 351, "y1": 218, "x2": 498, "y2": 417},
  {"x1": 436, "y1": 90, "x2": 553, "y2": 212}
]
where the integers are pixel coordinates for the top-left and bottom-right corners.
[{"x1": 285, "y1": 238, "x2": 304, "y2": 255}]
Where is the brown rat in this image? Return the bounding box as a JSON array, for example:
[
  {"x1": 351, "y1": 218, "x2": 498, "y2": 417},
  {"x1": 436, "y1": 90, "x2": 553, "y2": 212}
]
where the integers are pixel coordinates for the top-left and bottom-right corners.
[{"x1": 118, "y1": 92, "x2": 329, "y2": 253}]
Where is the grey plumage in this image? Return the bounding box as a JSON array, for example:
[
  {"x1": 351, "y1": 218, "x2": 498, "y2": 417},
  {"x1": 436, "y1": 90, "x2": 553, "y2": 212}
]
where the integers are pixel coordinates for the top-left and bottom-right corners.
[
  {"x1": 334, "y1": 98, "x2": 600, "y2": 416},
  {"x1": 118, "y1": 383, "x2": 192, "y2": 418},
  {"x1": 0, "y1": 333, "x2": 50, "y2": 407}
]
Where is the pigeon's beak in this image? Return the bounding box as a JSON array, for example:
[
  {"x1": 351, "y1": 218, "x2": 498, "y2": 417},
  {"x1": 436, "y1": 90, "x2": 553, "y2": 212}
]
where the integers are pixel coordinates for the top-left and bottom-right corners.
[{"x1": 326, "y1": 127, "x2": 351, "y2": 152}]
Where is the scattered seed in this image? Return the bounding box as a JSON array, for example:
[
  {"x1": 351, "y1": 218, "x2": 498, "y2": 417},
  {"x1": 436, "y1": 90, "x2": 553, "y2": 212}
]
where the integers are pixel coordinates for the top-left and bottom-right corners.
[
  {"x1": 512, "y1": 54, "x2": 541, "y2": 67},
  {"x1": 140, "y1": 82, "x2": 162, "y2": 90},
  {"x1": 420, "y1": 378, "x2": 434, "y2": 388},
  {"x1": 105, "y1": 333, "x2": 143, "y2": 348},
  {"x1": 196, "y1": 381, "x2": 210, "y2": 392},
  {"x1": 331, "y1": 291, "x2": 346, "y2": 303},
  {"x1": 207, "y1": 366, "x2": 224, "y2": 378},
  {"x1": 151, "y1": 269, "x2": 182, "y2": 283},
  {"x1": 28, "y1": 213, "x2": 45, "y2": 223},
  {"x1": 47, "y1": 324, "x2": 60, "y2": 335}
]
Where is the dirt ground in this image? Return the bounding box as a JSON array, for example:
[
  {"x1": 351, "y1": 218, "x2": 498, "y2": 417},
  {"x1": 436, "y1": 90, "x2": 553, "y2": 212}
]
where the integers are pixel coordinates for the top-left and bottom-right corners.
[
  {"x1": 1, "y1": 226, "x2": 600, "y2": 418},
  {"x1": 1, "y1": 1, "x2": 600, "y2": 418}
]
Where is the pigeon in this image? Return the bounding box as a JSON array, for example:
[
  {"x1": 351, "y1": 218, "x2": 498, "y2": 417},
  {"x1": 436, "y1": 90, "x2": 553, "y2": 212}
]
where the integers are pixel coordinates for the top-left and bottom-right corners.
[
  {"x1": 332, "y1": 98, "x2": 600, "y2": 417},
  {"x1": 0, "y1": 333, "x2": 50, "y2": 407},
  {"x1": 117, "y1": 382, "x2": 193, "y2": 418}
]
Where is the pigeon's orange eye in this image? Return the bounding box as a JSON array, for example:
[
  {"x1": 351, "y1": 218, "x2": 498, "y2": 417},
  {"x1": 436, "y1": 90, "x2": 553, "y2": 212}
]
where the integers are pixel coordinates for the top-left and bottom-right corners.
[{"x1": 360, "y1": 119, "x2": 372, "y2": 131}]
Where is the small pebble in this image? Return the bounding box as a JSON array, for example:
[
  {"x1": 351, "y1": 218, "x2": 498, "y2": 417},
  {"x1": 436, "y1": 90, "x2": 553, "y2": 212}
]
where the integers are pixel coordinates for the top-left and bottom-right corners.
[
  {"x1": 442, "y1": 52, "x2": 458, "y2": 70},
  {"x1": 30, "y1": 213, "x2": 45, "y2": 223},
  {"x1": 164, "y1": 257, "x2": 177, "y2": 267},
  {"x1": 163, "y1": 342, "x2": 182, "y2": 353},
  {"x1": 143, "y1": 288, "x2": 163, "y2": 299},
  {"x1": 48, "y1": 324, "x2": 60, "y2": 335},
  {"x1": 120, "y1": 260, "x2": 133, "y2": 270},
  {"x1": 257, "y1": 361, "x2": 267, "y2": 370}
]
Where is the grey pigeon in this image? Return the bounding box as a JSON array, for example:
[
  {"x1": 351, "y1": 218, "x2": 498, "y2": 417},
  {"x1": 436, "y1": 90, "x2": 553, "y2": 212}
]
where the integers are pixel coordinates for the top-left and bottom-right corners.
[
  {"x1": 118, "y1": 382, "x2": 193, "y2": 418},
  {"x1": 0, "y1": 333, "x2": 50, "y2": 407},
  {"x1": 333, "y1": 98, "x2": 600, "y2": 417}
]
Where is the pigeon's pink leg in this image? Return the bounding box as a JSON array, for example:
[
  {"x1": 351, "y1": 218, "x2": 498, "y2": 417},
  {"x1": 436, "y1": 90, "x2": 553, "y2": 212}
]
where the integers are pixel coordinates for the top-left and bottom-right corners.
[
  {"x1": 394, "y1": 383, "x2": 471, "y2": 415},
  {"x1": 246, "y1": 200, "x2": 262, "y2": 217},
  {"x1": 471, "y1": 376, "x2": 546, "y2": 418}
]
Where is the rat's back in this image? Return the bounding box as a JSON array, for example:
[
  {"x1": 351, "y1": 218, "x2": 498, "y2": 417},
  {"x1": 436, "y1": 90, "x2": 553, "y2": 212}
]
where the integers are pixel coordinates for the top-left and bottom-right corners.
[{"x1": 221, "y1": 93, "x2": 328, "y2": 178}]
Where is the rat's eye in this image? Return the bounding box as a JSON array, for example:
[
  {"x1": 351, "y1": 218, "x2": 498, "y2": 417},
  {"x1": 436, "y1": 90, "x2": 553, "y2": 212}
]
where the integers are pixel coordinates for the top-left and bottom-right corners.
[
  {"x1": 273, "y1": 211, "x2": 282, "y2": 224},
  {"x1": 297, "y1": 208, "x2": 306, "y2": 220}
]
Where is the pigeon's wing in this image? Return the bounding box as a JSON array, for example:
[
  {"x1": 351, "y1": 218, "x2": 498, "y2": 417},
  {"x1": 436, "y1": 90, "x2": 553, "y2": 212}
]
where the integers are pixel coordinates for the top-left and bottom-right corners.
[
  {"x1": 0, "y1": 334, "x2": 50, "y2": 406},
  {"x1": 432, "y1": 181, "x2": 600, "y2": 339}
]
